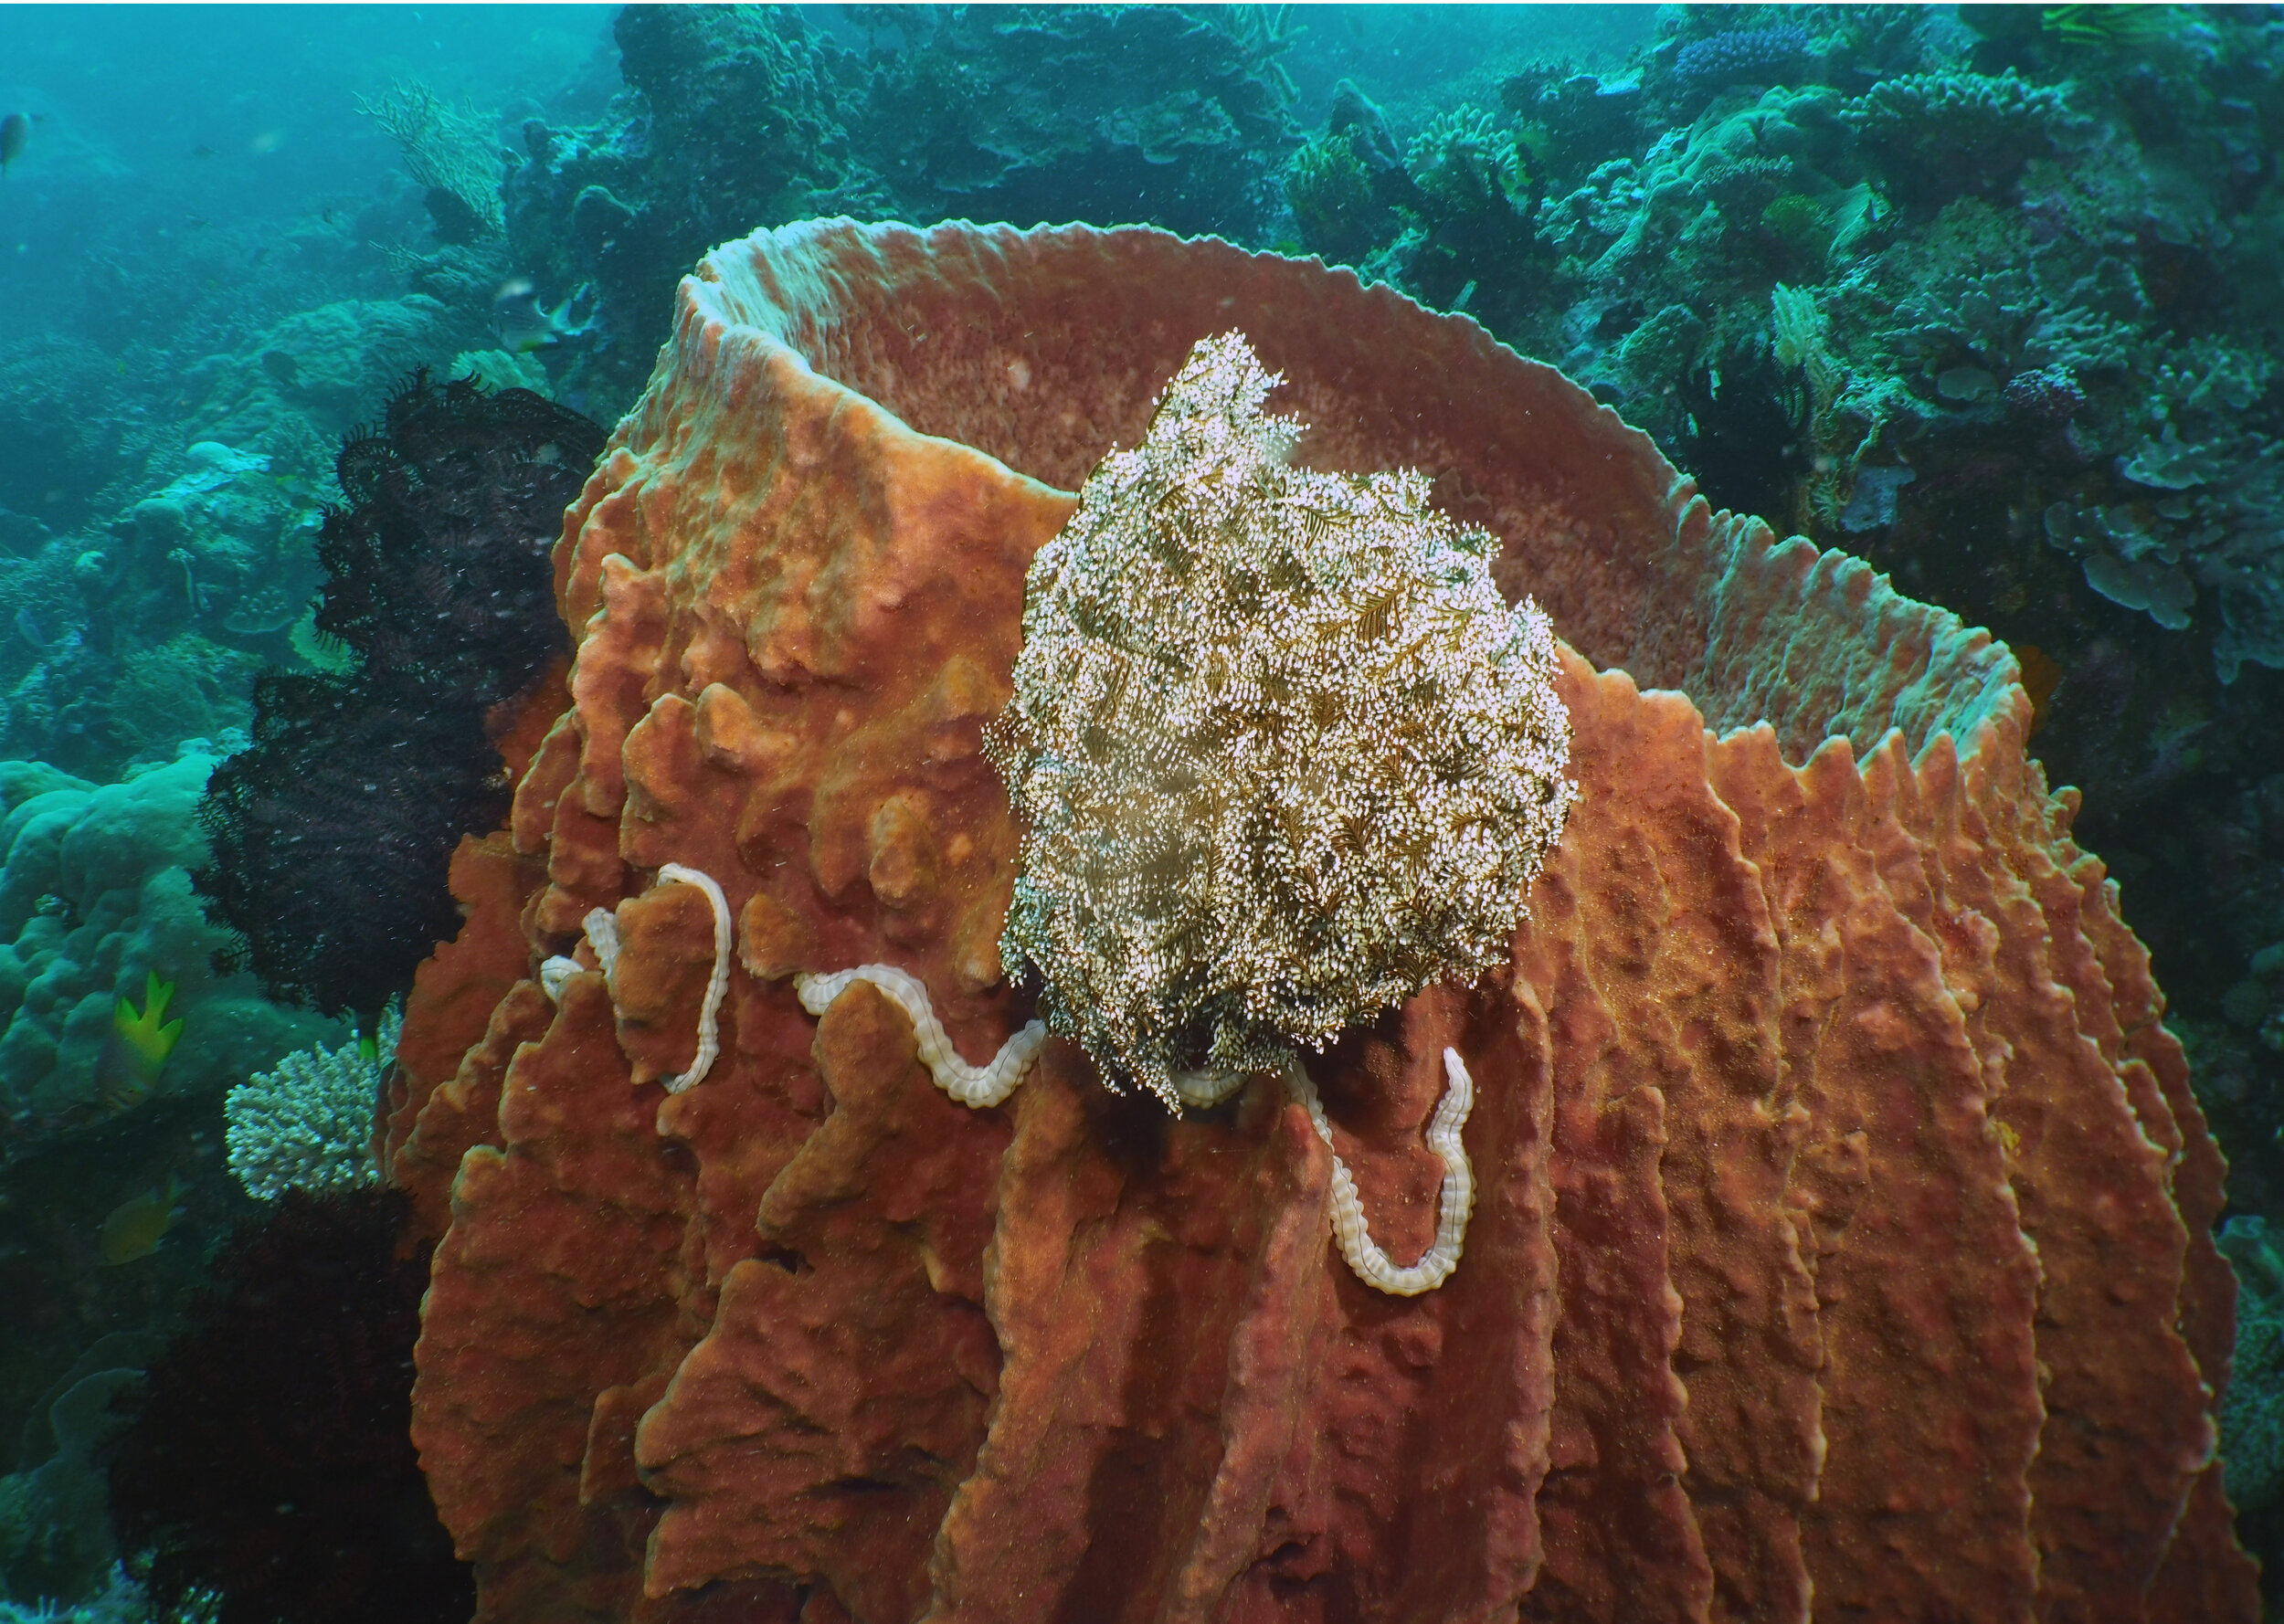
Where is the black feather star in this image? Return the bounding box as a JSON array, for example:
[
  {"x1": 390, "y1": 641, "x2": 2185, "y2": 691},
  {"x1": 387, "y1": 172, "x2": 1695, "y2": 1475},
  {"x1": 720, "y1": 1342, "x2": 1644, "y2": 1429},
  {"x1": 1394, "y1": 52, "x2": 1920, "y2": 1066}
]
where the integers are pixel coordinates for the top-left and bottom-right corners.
[{"x1": 193, "y1": 371, "x2": 604, "y2": 1018}]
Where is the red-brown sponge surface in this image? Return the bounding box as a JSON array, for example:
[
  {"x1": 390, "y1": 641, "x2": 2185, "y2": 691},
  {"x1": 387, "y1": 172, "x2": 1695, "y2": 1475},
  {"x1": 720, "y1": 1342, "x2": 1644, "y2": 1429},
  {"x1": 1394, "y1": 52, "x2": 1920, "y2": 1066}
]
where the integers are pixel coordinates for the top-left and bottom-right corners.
[{"x1": 386, "y1": 221, "x2": 2255, "y2": 1624}]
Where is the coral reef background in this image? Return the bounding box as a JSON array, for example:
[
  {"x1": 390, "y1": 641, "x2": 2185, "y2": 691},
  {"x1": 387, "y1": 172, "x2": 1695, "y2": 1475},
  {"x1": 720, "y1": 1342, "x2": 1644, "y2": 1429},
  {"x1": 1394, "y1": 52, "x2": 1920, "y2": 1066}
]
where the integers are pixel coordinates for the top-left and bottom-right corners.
[{"x1": 5, "y1": 3, "x2": 2284, "y2": 1619}]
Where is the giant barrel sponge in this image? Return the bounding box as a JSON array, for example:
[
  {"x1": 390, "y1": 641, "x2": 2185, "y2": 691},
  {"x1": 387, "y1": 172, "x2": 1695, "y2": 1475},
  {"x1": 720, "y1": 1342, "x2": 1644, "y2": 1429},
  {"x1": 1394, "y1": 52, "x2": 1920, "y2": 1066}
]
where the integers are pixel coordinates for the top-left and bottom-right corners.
[{"x1": 383, "y1": 220, "x2": 2258, "y2": 1623}]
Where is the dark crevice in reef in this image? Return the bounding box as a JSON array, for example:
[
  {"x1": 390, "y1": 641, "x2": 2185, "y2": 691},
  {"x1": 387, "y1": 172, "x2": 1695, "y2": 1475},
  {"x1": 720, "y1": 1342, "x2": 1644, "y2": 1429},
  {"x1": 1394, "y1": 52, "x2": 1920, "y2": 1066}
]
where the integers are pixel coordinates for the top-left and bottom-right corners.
[{"x1": 108, "y1": 1188, "x2": 473, "y2": 1624}]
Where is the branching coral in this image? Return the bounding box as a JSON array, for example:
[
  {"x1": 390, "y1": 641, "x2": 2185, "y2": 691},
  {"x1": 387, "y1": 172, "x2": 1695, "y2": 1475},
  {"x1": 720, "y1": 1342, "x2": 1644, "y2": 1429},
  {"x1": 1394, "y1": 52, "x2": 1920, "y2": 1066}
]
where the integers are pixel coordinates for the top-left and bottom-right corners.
[
  {"x1": 1674, "y1": 25, "x2": 1813, "y2": 92},
  {"x1": 986, "y1": 332, "x2": 1575, "y2": 1112},
  {"x1": 223, "y1": 1003, "x2": 399, "y2": 1201},
  {"x1": 1844, "y1": 69, "x2": 2069, "y2": 204},
  {"x1": 1405, "y1": 106, "x2": 1525, "y2": 215}
]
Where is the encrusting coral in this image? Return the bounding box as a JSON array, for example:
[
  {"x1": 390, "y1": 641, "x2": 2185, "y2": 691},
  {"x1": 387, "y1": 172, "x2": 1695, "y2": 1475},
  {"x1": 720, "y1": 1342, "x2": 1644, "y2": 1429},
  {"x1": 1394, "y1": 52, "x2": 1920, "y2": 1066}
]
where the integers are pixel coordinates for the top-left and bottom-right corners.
[{"x1": 383, "y1": 220, "x2": 2257, "y2": 1624}]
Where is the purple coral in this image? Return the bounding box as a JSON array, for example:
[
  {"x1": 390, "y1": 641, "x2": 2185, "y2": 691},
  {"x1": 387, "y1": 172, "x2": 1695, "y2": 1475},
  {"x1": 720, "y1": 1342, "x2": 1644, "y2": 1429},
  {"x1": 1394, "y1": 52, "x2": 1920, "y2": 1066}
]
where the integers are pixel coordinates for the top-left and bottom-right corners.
[{"x1": 1675, "y1": 26, "x2": 1812, "y2": 87}]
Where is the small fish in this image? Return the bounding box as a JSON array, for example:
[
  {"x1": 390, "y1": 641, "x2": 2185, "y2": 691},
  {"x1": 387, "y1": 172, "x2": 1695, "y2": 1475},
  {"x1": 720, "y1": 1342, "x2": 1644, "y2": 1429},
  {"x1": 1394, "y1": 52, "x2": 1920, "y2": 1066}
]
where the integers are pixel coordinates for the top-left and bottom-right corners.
[
  {"x1": 0, "y1": 112, "x2": 27, "y2": 178},
  {"x1": 92, "y1": 972, "x2": 185, "y2": 1117},
  {"x1": 492, "y1": 277, "x2": 590, "y2": 355},
  {"x1": 192, "y1": 143, "x2": 217, "y2": 160},
  {"x1": 100, "y1": 1175, "x2": 186, "y2": 1265}
]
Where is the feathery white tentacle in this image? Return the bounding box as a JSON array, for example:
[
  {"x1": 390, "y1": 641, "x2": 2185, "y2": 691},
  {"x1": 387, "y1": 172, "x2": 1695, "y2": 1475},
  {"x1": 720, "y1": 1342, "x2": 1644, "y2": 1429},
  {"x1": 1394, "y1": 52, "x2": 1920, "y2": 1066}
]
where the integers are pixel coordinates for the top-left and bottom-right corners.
[
  {"x1": 1287, "y1": 1047, "x2": 1476, "y2": 1296},
  {"x1": 794, "y1": 965, "x2": 1044, "y2": 1107}
]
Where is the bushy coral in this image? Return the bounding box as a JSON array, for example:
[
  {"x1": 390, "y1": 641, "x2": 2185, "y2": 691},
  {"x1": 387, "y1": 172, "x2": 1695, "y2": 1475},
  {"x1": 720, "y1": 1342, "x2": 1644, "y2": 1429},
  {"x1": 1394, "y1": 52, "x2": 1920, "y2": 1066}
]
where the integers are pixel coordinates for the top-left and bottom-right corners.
[
  {"x1": 223, "y1": 1004, "x2": 397, "y2": 1202},
  {"x1": 0, "y1": 752, "x2": 343, "y2": 1165},
  {"x1": 1844, "y1": 68, "x2": 2071, "y2": 205},
  {"x1": 1673, "y1": 24, "x2": 1813, "y2": 94},
  {"x1": 988, "y1": 333, "x2": 1574, "y2": 1109},
  {"x1": 2003, "y1": 362, "x2": 2089, "y2": 420},
  {"x1": 357, "y1": 81, "x2": 507, "y2": 243}
]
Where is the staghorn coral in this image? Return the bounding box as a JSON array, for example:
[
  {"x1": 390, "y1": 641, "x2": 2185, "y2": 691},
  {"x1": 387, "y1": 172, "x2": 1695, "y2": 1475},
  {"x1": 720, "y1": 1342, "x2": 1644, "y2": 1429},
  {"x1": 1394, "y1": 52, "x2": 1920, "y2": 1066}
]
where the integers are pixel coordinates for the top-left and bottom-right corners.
[
  {"x1": 988, "y1": 331, "x2": 1572, "y2": 1110},
  {"x1": 377, "y1": 220, "x2": 2254, "y2": 1624}
]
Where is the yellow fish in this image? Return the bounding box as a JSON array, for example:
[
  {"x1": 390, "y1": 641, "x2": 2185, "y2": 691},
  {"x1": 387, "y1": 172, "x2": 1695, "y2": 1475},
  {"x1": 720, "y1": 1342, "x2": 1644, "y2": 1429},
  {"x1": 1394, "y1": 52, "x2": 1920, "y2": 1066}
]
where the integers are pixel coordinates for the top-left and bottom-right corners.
[
  {"x1": 100, "y1": 1175, "x2": 186, "y2": 1266},
  {"x1": 92, "y1": 972, "x2": 185, "y2": 1117}
]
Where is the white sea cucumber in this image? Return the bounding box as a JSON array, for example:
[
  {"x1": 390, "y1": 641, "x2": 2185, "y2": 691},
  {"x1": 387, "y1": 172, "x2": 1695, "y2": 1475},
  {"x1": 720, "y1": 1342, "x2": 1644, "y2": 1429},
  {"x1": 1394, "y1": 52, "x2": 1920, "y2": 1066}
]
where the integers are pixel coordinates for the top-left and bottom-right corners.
[
  {"x1": 793, "y1": 964, "x2": 1045, "y2": 1107},
  {"x1": 1285, "y1": 1048, "x2": 1477, "y2": 1296},
  {"x1": 535, "y1": 864, "x2": 732, "y2": 1096}
]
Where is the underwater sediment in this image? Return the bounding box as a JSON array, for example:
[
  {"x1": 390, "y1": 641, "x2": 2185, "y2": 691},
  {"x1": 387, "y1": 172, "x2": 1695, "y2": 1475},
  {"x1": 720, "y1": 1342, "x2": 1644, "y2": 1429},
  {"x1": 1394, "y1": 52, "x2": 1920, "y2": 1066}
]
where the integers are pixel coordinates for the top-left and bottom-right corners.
[{"x1": 382, "y1": 220, "x2": 2255, "y2": 1623}]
